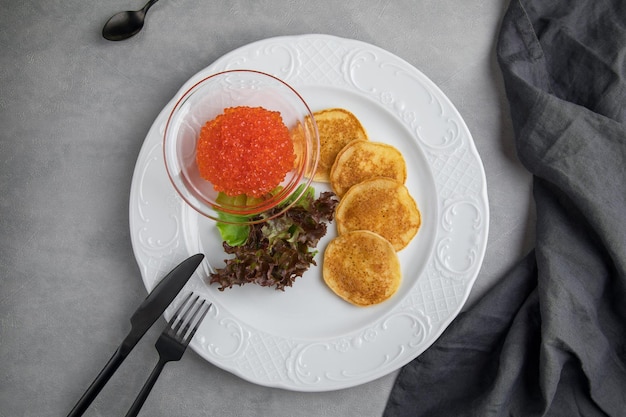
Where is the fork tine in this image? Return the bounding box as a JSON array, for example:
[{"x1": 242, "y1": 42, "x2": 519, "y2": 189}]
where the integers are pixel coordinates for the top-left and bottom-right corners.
[
  {"x1": 182, "y1": 300, "x2": 211, "y2": 344},
  {"x1": 168, "y1": 293, "x2": 211, "y2": 345},
  {"x1": 168, "y1": 292, "x2": 194, "y2": 330},
  {"x1": 171, "y1": 293, "x2": 199, "y2": 335}
]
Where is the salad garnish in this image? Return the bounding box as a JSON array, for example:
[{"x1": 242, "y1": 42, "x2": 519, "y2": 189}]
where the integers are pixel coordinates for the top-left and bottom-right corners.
[{"x1": 210, "y1": 185, "x2": 338, "y2": 291}]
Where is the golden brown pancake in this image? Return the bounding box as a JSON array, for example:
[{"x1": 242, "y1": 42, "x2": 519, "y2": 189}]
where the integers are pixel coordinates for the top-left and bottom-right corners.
[
  {"x1": 330, "y1": 140, "x2": 407, "y2": 197},
  {"x1": 335, "y1": 177, "x2": 421, "y2": 251},
  {"x1": 312, "y1": 108, "x2": 368, "y2": 182},
  {"x1": 323, "y1": 230, "x2": 401, "y2": 306}
]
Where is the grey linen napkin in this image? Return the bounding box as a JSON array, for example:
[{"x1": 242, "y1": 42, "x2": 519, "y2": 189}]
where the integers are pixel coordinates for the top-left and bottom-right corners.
[{"x1": 384, "y1": 0, "x2": 626, "y2": 416}]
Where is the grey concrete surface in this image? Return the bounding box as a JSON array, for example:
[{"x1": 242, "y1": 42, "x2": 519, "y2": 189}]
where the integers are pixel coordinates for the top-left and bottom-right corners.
[{"x1": 0, "y1": 0, "x2": 533, "y2": 416}]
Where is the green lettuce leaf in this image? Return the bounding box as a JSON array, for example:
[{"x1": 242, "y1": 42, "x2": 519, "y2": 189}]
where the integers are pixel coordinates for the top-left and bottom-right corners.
[{"x1": 216, "y1": 213, "x2": 250, "y2": 247}]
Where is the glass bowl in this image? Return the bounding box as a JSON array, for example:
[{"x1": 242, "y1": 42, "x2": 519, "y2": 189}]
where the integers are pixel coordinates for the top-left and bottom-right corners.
[{"x1": 163, "y1": 70, "x2": 319, "y2": 224}]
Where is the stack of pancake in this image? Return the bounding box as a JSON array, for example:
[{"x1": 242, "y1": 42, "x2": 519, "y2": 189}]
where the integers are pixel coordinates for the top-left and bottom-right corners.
[{"x1": 313, "y1": 108, "x2": 421, "y2": 307}]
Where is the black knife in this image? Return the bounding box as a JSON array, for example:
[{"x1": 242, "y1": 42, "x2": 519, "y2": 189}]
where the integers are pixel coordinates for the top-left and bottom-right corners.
[{"x1": 67, "y1": 253, "x2": 205, "y2": 417}]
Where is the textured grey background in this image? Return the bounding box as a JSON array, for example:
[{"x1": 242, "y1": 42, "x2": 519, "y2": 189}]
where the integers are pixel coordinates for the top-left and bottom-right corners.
[{"x1": 0, "y1": 0, "x2": 533, "y2": 416}]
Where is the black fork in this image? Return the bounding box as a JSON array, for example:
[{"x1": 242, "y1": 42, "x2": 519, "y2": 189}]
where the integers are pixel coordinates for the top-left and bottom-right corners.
[{"x1": 125, "y1": 292, "x2": 211, "y2": 417}]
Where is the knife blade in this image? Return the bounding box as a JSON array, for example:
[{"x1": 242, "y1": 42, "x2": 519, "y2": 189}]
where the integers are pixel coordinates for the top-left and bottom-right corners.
[{"x1": 67, "y1": 253, "x2": 204, "y2": 417}]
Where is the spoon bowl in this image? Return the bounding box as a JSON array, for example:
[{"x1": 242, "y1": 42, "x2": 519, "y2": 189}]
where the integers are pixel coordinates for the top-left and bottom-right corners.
[{"x1": 102, "y1": 0, "x2": 160, "y2": 41}]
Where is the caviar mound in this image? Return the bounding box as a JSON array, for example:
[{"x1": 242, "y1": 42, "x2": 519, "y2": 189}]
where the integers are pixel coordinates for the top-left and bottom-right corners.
[{"x1": 196, "y1": 106, "x2": 296, "y2": 198}]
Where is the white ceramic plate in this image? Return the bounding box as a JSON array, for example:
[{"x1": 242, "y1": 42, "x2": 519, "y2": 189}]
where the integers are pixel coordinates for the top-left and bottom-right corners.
[{"x1": 129, "y1": 34, "x2": 489, "y2": 391}]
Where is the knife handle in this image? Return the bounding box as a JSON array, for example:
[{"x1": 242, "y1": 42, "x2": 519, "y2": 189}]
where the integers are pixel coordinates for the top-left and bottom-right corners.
[{"x1": 67, "y1": 347, "x2": 125, "y2": 417}]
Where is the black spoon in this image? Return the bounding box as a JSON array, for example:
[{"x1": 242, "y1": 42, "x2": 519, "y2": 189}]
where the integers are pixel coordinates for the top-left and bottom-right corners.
[{"x1": 102, "y1": 0, "x2": 160, "y2": 41}]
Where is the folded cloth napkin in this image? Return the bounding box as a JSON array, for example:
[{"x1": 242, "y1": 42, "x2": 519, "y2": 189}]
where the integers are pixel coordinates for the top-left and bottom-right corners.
[{"x1": 384, "y1": 0, "x2": 626, "y2": 416}]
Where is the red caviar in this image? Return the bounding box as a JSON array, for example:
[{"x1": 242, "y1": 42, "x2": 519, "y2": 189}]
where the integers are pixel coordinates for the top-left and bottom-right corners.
[{"x1": 196, "y1": 106, "x2": 295, "y2": 198}]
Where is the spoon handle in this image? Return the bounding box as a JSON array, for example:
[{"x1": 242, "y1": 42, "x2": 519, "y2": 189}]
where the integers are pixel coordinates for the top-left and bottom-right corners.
[{"x1": 142, "y1": 0, "x2": 160, "y2": 13}]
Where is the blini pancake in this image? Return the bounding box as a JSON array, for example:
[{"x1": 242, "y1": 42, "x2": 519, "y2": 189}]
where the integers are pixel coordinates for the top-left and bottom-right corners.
[
  {"x1": 330, "y1": 140, "x2": 407, "y2": 197},
  {"x1": 323, "y1": 230, "x2": 401, "y2": 306},
  {"x1": 335, "y1": 177, "x2": 421, "y2": 251},
  {"x1": 312, "y1": 108, "x2": 368, "y2": 182}
]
